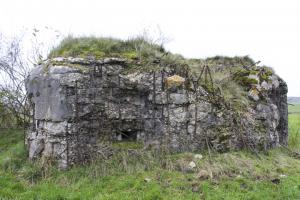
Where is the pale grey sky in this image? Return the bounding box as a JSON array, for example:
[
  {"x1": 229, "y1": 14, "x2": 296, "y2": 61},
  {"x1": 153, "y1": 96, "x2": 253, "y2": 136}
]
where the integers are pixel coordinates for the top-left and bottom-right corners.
[{"x1": 1, "y1": 0, "x2": 299, "y2": 96}]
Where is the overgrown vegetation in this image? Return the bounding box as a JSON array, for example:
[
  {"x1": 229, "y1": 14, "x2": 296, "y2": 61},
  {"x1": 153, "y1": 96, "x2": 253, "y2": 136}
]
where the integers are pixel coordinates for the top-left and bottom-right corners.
[
  {"x1": 0, "y1": 108, "x2": 299, "y2": 199},
  {"x1": 0, "y1": 33, "x2": 32, "y2": 129},
  {"x1": 0, "y1": 91, "x2": 26, "y2": 128},
  {"x1": 0, "y1": 92, "x2": 16, "y2": 128}
]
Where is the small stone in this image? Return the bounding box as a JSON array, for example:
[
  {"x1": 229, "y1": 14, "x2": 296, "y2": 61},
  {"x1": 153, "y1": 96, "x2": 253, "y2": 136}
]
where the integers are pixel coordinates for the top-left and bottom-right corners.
[
  {"x1": 144, "y1": 178, "x2": 151, "y2": 183},
  {"x1": 279, "y1": 174, "x2": 287, "y2": 178},
  {"x1": 192, "y1": 186, "x2": 200, "y2": 193},
  {"x1": 194, "y1": 154, "x2": 203, "y2": 160},
  {"x1": 188, "y1": 161, "x2": 196, "y2": 169},
  {"x1": 196, "y1": 169, "x2": 213, "y2": 180}
]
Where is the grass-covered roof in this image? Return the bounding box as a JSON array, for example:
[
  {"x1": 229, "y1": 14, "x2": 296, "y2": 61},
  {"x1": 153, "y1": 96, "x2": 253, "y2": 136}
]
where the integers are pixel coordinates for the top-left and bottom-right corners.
[
  {"x1": 48, "y1": 36, "x2": 261, "y2": 75},
  {"x1": 48, "y1": 36, "x2": 166, "y2": 60}
]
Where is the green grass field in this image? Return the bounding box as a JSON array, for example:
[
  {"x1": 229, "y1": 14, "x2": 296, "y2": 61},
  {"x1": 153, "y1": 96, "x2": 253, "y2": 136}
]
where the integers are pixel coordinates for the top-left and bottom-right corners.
[
  {"x1": 0, "y1": 107, "x2": 299, "y2": 200},
  {"x1": 289, "y1": 104, "x2": 300, "y2": 114},
  {"x1": 289, "y1": 104, "x2": 300, "y2": 150}
]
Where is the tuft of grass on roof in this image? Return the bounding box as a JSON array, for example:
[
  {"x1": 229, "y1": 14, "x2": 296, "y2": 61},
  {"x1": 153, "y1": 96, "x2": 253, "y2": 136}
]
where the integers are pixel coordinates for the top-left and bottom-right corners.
[{"x1": 48, "y1": 35, "x2": 166, "y2": 60}]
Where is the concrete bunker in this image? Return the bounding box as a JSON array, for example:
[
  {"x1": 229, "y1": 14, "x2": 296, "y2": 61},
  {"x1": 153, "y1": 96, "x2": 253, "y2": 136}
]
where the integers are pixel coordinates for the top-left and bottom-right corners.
[{"x1": 26, "y1": 56, "x2": 288, "y2": 169}]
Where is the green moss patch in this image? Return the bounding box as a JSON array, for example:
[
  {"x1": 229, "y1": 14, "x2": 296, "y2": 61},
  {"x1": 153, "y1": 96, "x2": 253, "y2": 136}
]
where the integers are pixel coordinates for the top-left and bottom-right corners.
[{"x1": 233, "y1": 66, "x2": 274, "y2": 89}]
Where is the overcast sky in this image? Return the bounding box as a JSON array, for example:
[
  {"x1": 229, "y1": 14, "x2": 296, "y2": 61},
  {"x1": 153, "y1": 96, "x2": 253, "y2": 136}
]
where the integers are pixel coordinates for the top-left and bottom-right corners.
[{"x1": 1, "y1": 0, "x2": 299, "y2": 96}]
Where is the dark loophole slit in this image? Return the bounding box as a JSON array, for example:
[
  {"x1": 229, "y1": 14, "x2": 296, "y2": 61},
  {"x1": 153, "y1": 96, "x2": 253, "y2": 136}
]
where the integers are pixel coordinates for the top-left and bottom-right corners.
[{"x1": 117, "y1": 131, "x2": 137, "y2": 141}]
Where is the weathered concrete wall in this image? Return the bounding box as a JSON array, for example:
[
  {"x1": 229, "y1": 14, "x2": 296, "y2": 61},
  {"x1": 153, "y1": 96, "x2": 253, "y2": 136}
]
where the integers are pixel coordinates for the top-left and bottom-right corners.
[
  {"x1": 271, "y1": 77, "x2": 288, "y2": 145},
  {"x1": 26, "y1": 57, "x2": 288, "y2": 169}
]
